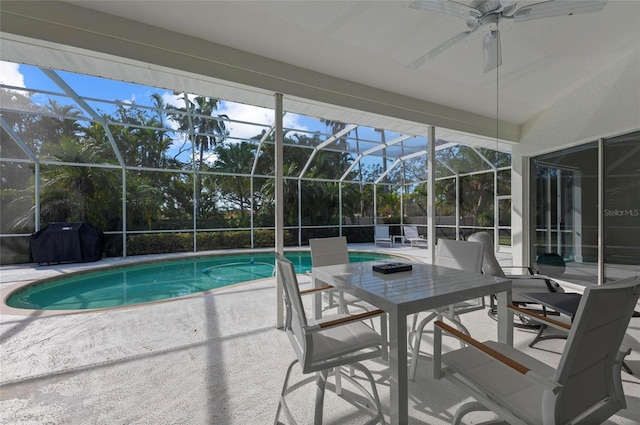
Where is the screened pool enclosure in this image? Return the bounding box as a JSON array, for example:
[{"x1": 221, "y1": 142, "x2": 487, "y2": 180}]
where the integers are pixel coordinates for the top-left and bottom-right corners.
[{"x1": 0, "y1": 64, "x2": 511, "y2": 264}]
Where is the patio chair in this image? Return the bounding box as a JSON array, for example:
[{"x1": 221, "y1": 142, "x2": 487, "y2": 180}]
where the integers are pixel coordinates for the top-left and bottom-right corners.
[
  {"x1": 309, "y1": 236, "x2": 367, "y2": 315},
  {"x1": 274, "y1": 254, "x2": 386, "y2": 425},
  {"x1": 309, "y1": 237, "x2": 388, "y2": 358},
  {"x1": 408, "y1": 238, "x2": 485, "y2": 381},
  {"x1": 520, "y1": 291, "x2": 638, "y2": 375},
  {"x1": 403, "y1": 225, "x2": 427, "y2": 247},
  {"x1": 374, "y1": 226, "x2": 391, "y2": 247},
  {"x1": 433, "y1": 274, "x2": 640, "y2": 425},
  {"x1": 467, "y1": 231, "x2": 564, "y2": 320}
]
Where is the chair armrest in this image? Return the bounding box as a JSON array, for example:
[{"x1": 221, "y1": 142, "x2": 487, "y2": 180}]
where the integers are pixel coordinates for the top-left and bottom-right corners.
[
  {"x1": 508, "y1": 304, "x2": 571, "y2": 332},
  {"x1": 317, "y1": 309, "x2": 385, "y2": 329},
  {"x1": 300, "y1": 284, "x2": 334, "y2": 295},
  {"x1": 506, "y1": 273, "x2": 561, "y2": 292},
  {"x1": 435, "y1": 320, "x2": 530, "y2": 374},
  {"x1": 503, "y1": 266, "x2": 535, "y2": 275},
  {"x1": 434, "y1": 320, "x2": 562, "y2": 394}
]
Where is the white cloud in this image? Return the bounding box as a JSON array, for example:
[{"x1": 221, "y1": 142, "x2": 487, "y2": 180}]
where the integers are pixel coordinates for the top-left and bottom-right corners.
[
  {"x1": 0, "y1": 61, "x2": 25, "y2": 87},
  {"x1": 218, "y1": 101, "x2": 310, "y2": 140},
  {"x1": 161, "y1": 91, "x2": 184, "y2": 108},
  {"x1": 162, "y1": 95, "x2": 312, "y2": 141},
  {"x1": 217, "y1": 101, "x2": 274, "y2": 140}
]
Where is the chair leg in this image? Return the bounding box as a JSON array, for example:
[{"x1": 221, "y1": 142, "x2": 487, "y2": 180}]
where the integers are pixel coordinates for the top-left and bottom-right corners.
[
  {"x1": 314, "y1": 370, "x2": 329, "y2": 425},
  {"x1": 409, "y1": 311, "x2": 439, "y2": 381},
  {"x1": 443, "y1": 312, "x2": 471, "y2": 348},
  {"x1": 347, "y1": 362, "x2": 386, "y2": 425},
  {"x1": 274, "y1": 360, "x2": 298, "y2": 425},
  {"x1": 453, "y1": 400, "x2": 493, "y2": 425}
]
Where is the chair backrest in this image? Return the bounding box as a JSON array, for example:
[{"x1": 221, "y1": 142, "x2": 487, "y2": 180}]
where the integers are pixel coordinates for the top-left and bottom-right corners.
[
  {"x1": 309, "y1": 236, "x2": 349, "y2": 267},
  {"x1": 276, "y1": 254, "x2": 307, "y2": 362},
  {"x1": 435, "y1": 239, "x2": 484, "y2": 273},
  {"x1": 467, "y1": 232, "x2": 506, "y2": 278},
  {"x1": 375, "y1": 226, "x2": 389, "y2": 239},
  {"x1": 404, "y1": 225, "x2": 420, "y2": 239},
  {"x1": 547, "y1": 275, "x2": 640, "y2": 424}
]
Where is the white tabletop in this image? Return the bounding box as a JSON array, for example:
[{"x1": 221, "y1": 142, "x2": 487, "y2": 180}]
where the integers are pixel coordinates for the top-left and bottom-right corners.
[
  {"x1": 313, "y1": 261, "x2": 509, "y2": 314},
  {"x1": 311, "y1": 260, "x2": 512, "y2": 425}
]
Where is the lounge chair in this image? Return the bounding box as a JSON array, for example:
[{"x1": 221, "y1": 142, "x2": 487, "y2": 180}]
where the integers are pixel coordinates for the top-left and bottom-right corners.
[
  {"x1": 374, "y1": 226, "x2": 391, "y2": 247},
  {"x1": 403, "y1": 225, "x2": 427, "y2": 247}
]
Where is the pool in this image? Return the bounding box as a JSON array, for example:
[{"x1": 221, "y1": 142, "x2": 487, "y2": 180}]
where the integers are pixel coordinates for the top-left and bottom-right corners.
[{"x1": 5, "y1": 251, "x2": 395, "y2": 311}]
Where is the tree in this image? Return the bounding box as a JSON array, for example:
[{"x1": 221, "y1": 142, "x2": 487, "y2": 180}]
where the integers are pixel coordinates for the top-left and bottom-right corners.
[
  {"x1": 213, "y1": 142, "x2": 255, "y2": 223},
  {"x1": 167, "y1": 95, "x2": 229, "y2": 216}
]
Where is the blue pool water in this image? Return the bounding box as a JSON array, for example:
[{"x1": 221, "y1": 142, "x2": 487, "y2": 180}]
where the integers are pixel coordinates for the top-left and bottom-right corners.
[{"x1": 6, "y1": 251, "x2": 394, "y2": 311}]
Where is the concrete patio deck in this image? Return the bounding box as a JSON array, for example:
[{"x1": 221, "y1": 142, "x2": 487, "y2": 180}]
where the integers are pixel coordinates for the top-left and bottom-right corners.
[{"x1": 1, "y1": 245, "x2": 639, "y2": 424}]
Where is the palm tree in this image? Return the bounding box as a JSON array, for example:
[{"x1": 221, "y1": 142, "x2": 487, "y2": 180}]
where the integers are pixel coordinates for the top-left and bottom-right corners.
[{"x1": 167, "y1": 95, "x2": 229, "y2": 216}]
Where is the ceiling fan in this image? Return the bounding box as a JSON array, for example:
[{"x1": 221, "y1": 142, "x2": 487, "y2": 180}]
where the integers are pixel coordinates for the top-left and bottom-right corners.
[{"x1": 408, "y1": 0, "x2": 608, "y2": 72}]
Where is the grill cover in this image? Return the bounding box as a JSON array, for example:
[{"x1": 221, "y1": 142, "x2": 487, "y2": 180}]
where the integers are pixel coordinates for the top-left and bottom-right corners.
[{"x1": 29, "y1": 222, "x2": 104, "y2": 265}]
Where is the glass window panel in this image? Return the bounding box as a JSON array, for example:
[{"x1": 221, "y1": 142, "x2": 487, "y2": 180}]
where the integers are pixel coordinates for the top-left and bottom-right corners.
[
  {"x1": 498, "y1": 198, "x2": 511, "y2": 227},
  {"x1": 0, "y1": 161, "x2": 34, "y2": 234},
  {"x1": 435, "y1": 177, "x2": 456, "y2": 227},
  {"x1": 40, "y1": 163, "x2": 121, "y2": 231},
  {"x1": 376, "y1": 185, "x2": 401, "y2": 222},
  {"x1": 299, "y1": 181, "x2": 340, "y2": 225},
  {"x1": 531, "y1": 142, "x2": 598, "y2": 285},
  {"x1": 460, "y1": 173, "x2": 494, "y2": 229},
  {"x1": 499, "y1": 228, "x2": 512, "y2": 246},
  {"x1": 497, "y1": 169, "x2": 511, "y2": 196},
  {"x1": 252, "y1": 177, "x2": 274, "y2": 228},
  {"x1": 304, "y1": 149, "x2": 354, "y2": 180},
  {"x1": 0, "y1": 235, "x2": 31, "y2": 264},
  {"x1": 404, "y1": 182, "x2": 428, "y2": 223},
  {"x1": 604, "y1": 131, "x2": 640, "y2": 281},
  {"x1": 211, "y1": 175, "x2": 253, "y2": 228},
  {"x1": 283, "y1": 178, "x2": 299, "y2": 227},
  {"x1": 0, "y1": 125, "x2": 32, "y2": 160},
  {"x1": 127, "y1": 169, "x2": 191, "y2": 231},
  {"x1": 127, "y1": 232, "x2": 194, "y2": 256}
]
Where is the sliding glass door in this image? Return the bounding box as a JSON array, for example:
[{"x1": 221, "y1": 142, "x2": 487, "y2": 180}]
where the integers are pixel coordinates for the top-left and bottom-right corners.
[
  {"x1": 532, "y1": 142, "x2": 598, "y2": 284},
  {"x1": 531, "y1": 131, "x2": 640, "y2": 286},
  {"x1": 604, "y1": 131, "x2": 640, "y2": 282}
]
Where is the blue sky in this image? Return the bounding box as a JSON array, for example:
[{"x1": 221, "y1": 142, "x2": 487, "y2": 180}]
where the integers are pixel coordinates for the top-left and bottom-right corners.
[
  {"x1": 2, "y1": 61, "x2": 352, "y2": 139},
  {"x1": 1, "y1": 60, "x2": 420, "y2": 171},
  {"x1": 0, "y1": 61, "x2": 404, "y2": 144}
]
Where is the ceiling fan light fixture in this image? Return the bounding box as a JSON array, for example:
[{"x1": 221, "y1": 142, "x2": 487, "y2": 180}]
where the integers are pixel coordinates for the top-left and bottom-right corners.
[{"x1": 483, "y1": 29, "x2": 502, "y2": 73}]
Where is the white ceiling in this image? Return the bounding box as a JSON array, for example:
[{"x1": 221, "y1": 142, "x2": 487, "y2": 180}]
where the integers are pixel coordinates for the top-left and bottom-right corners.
[
  {"x1": 62, "y1": 0, "x2": 639, "y2": 126},
  {"x1": 1, "y1": 0, "x2": 638, "y2": 147}
]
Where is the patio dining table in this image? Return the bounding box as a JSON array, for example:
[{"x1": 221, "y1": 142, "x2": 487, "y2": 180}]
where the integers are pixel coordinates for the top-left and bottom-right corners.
[{"x1": 311, "y1": 260, "x2": 513, "y2": 425}]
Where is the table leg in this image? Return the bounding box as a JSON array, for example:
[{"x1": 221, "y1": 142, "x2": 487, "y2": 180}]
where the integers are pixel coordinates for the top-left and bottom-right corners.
[
  {"x1": 388, "y1": 309, "x2": 408, "y2": 424},
  {"x1": 312, "y1": 276, "x2": 322, "y2": 320},
  {"x1": 496, "y1": 287, "x2": 513, "y2": 346}
]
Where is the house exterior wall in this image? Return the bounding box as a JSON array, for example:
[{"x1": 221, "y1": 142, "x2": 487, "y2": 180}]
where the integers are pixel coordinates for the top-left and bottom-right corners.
[{"x1": 511, "y1": 50, "x2": 640, "y2": 269}]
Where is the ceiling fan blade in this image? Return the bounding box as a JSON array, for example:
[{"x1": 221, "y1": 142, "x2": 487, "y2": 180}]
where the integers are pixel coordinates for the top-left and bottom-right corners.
[
  {"x1": 483, "y1": 29, "x2": 502, "y2": 73},
  {"x1": 500, "y1": 0, "x2": 517, "y2": 15},
  {"x1": 513, "y1": 0, "x2": 608, "y2": 22},
  {"x1": 408, "y1": 25, "x2": 479, "y2": 70},
  {"x1": 409, "y1": 0, "x2": 481, "y2": 19}
]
